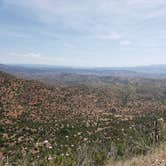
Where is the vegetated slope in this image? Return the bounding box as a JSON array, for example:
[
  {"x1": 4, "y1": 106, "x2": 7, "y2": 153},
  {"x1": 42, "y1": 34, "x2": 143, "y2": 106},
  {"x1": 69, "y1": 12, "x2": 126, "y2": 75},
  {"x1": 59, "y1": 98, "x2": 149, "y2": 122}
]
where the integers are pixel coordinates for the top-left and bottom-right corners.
[
  {"x1": 1, "y1": 70, "x2": 166, "y2": 121},
  {"x1": 0, "y1": 71, "x2": 166, "y2": 165},
  {"x1": 107, "y1": 142, "x2": 166, "y2": 166},
  {"x1": 0, "y1": 71, "x2": 108, "y2": 122}
]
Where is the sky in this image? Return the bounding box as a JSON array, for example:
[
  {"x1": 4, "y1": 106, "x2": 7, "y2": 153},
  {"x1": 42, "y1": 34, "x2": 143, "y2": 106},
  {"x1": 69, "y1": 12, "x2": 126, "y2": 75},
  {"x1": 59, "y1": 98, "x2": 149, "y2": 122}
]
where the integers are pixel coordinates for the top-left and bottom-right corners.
[{"x1": 0, "y1": 0, "x2": 166, "y2": 67}]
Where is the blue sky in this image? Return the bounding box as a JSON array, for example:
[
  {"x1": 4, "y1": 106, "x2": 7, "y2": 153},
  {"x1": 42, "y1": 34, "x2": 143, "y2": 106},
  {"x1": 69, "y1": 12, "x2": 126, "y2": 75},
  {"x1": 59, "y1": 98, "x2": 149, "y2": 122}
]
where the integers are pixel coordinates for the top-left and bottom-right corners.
[{"x1": 0, "y1": 0, "x2": 166, "y2": 67}]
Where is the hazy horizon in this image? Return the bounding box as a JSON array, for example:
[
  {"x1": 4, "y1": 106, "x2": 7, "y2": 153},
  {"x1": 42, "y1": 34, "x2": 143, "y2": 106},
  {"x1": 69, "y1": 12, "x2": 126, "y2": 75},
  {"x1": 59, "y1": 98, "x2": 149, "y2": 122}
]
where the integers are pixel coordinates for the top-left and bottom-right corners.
[
  {"x1": 1, "y1": 0, "x2": 166, "y2": 67},
  {"x1": 2, "y1": 62, "x2": 166, "y2": 69}
]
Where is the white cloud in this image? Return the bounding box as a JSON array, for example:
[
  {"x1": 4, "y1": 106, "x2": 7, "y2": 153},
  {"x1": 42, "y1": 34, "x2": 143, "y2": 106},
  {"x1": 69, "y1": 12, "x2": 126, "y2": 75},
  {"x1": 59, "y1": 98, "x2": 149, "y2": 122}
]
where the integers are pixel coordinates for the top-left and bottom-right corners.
[
  {"x1": 4, "y1": 0, "x2": 166, "y2": 18},
  {"x1": 0, "y1": 30, "x2": 31, "y2": 38},
  {"x1": 22, "y1": 52, "x2": 42, "y2": 58},
  {"x1": 96, "y1": 32, "x2": 122, "y2": 40},
  {"x1": 1, "y1": 52, "x2": 65, "y2": 65},
  {"x1": 146, "y1": 8, "x2": 166, "y2": 19},
  {"x1": 120, "y1": 40, "x2": 132, "y2": 46},
  {"x1": 1, "y1": 0, "x2": 166, "y2": 67},
  {"x1": 3, "y1": 0, "x2": 166, "y2": 33},
  {"x1": 63, "y1": 42, "x2": 75, "y2": 48}
]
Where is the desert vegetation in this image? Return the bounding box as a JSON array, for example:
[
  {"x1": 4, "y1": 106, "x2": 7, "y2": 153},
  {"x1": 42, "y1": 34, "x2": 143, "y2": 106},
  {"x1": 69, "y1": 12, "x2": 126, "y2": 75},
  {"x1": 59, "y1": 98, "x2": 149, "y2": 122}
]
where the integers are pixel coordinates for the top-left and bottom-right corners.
[
  {"x1": 0, "y1": 71, "x2": 166, "y2": 165},
  {"x1": 107, "y1": 142, "x2": 166, "y2": 166}
]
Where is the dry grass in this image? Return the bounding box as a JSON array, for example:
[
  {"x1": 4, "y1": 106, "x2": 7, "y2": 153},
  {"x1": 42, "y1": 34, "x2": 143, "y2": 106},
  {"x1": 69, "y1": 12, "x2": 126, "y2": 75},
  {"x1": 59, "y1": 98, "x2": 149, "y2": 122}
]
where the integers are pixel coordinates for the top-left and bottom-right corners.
[{"x1": 107, "y1": 143, "x2": 166, "y2": 166}]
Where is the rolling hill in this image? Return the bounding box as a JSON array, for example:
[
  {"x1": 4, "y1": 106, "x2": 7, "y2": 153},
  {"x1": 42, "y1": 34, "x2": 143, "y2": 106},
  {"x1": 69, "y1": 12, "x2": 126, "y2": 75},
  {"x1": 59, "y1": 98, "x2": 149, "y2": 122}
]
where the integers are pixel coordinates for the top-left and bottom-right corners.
[{"x1": 0, "y1": 71, "x2": 166, "y2": 165}]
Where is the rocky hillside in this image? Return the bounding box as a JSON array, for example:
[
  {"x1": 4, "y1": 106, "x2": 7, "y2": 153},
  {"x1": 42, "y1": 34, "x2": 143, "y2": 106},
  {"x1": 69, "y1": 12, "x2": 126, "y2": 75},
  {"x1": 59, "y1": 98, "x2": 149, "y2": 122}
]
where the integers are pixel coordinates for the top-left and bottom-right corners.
[
  {"x1": 0, "y1": 71, "x2": 166, "y2": 165},
  {"x1": 0, "y1": 71, "x2": 111, "y2": 122}
]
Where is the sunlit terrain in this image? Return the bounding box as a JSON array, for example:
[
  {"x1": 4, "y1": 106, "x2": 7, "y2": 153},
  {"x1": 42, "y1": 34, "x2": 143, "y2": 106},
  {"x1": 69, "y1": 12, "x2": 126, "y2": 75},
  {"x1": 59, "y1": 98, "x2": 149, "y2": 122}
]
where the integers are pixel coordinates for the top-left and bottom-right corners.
[{"x1": 0, "y1": 65, "x2": 166, "y2": 165}]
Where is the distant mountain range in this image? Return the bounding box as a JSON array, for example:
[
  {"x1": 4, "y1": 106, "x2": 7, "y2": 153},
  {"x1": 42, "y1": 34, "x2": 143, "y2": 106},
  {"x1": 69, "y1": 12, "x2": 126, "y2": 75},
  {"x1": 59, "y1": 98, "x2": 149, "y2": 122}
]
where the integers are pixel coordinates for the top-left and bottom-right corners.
[{"x1": 1, "y1": 64, "x2": 166, "y2": 79}]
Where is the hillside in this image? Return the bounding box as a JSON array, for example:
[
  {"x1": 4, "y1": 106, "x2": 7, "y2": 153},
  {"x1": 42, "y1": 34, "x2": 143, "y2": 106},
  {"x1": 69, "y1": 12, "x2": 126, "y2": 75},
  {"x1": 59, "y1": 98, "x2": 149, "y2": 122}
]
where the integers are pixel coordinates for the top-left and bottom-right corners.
[
  {"x1": 0, "y1": 71, "x2": 109, "y2": 121},
  {"x1": 0, "y1": 71, "x2": 166, "y2": 165},
  {"x1": 107, "y1": 143, "x2": 166, "y2": 166}
]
